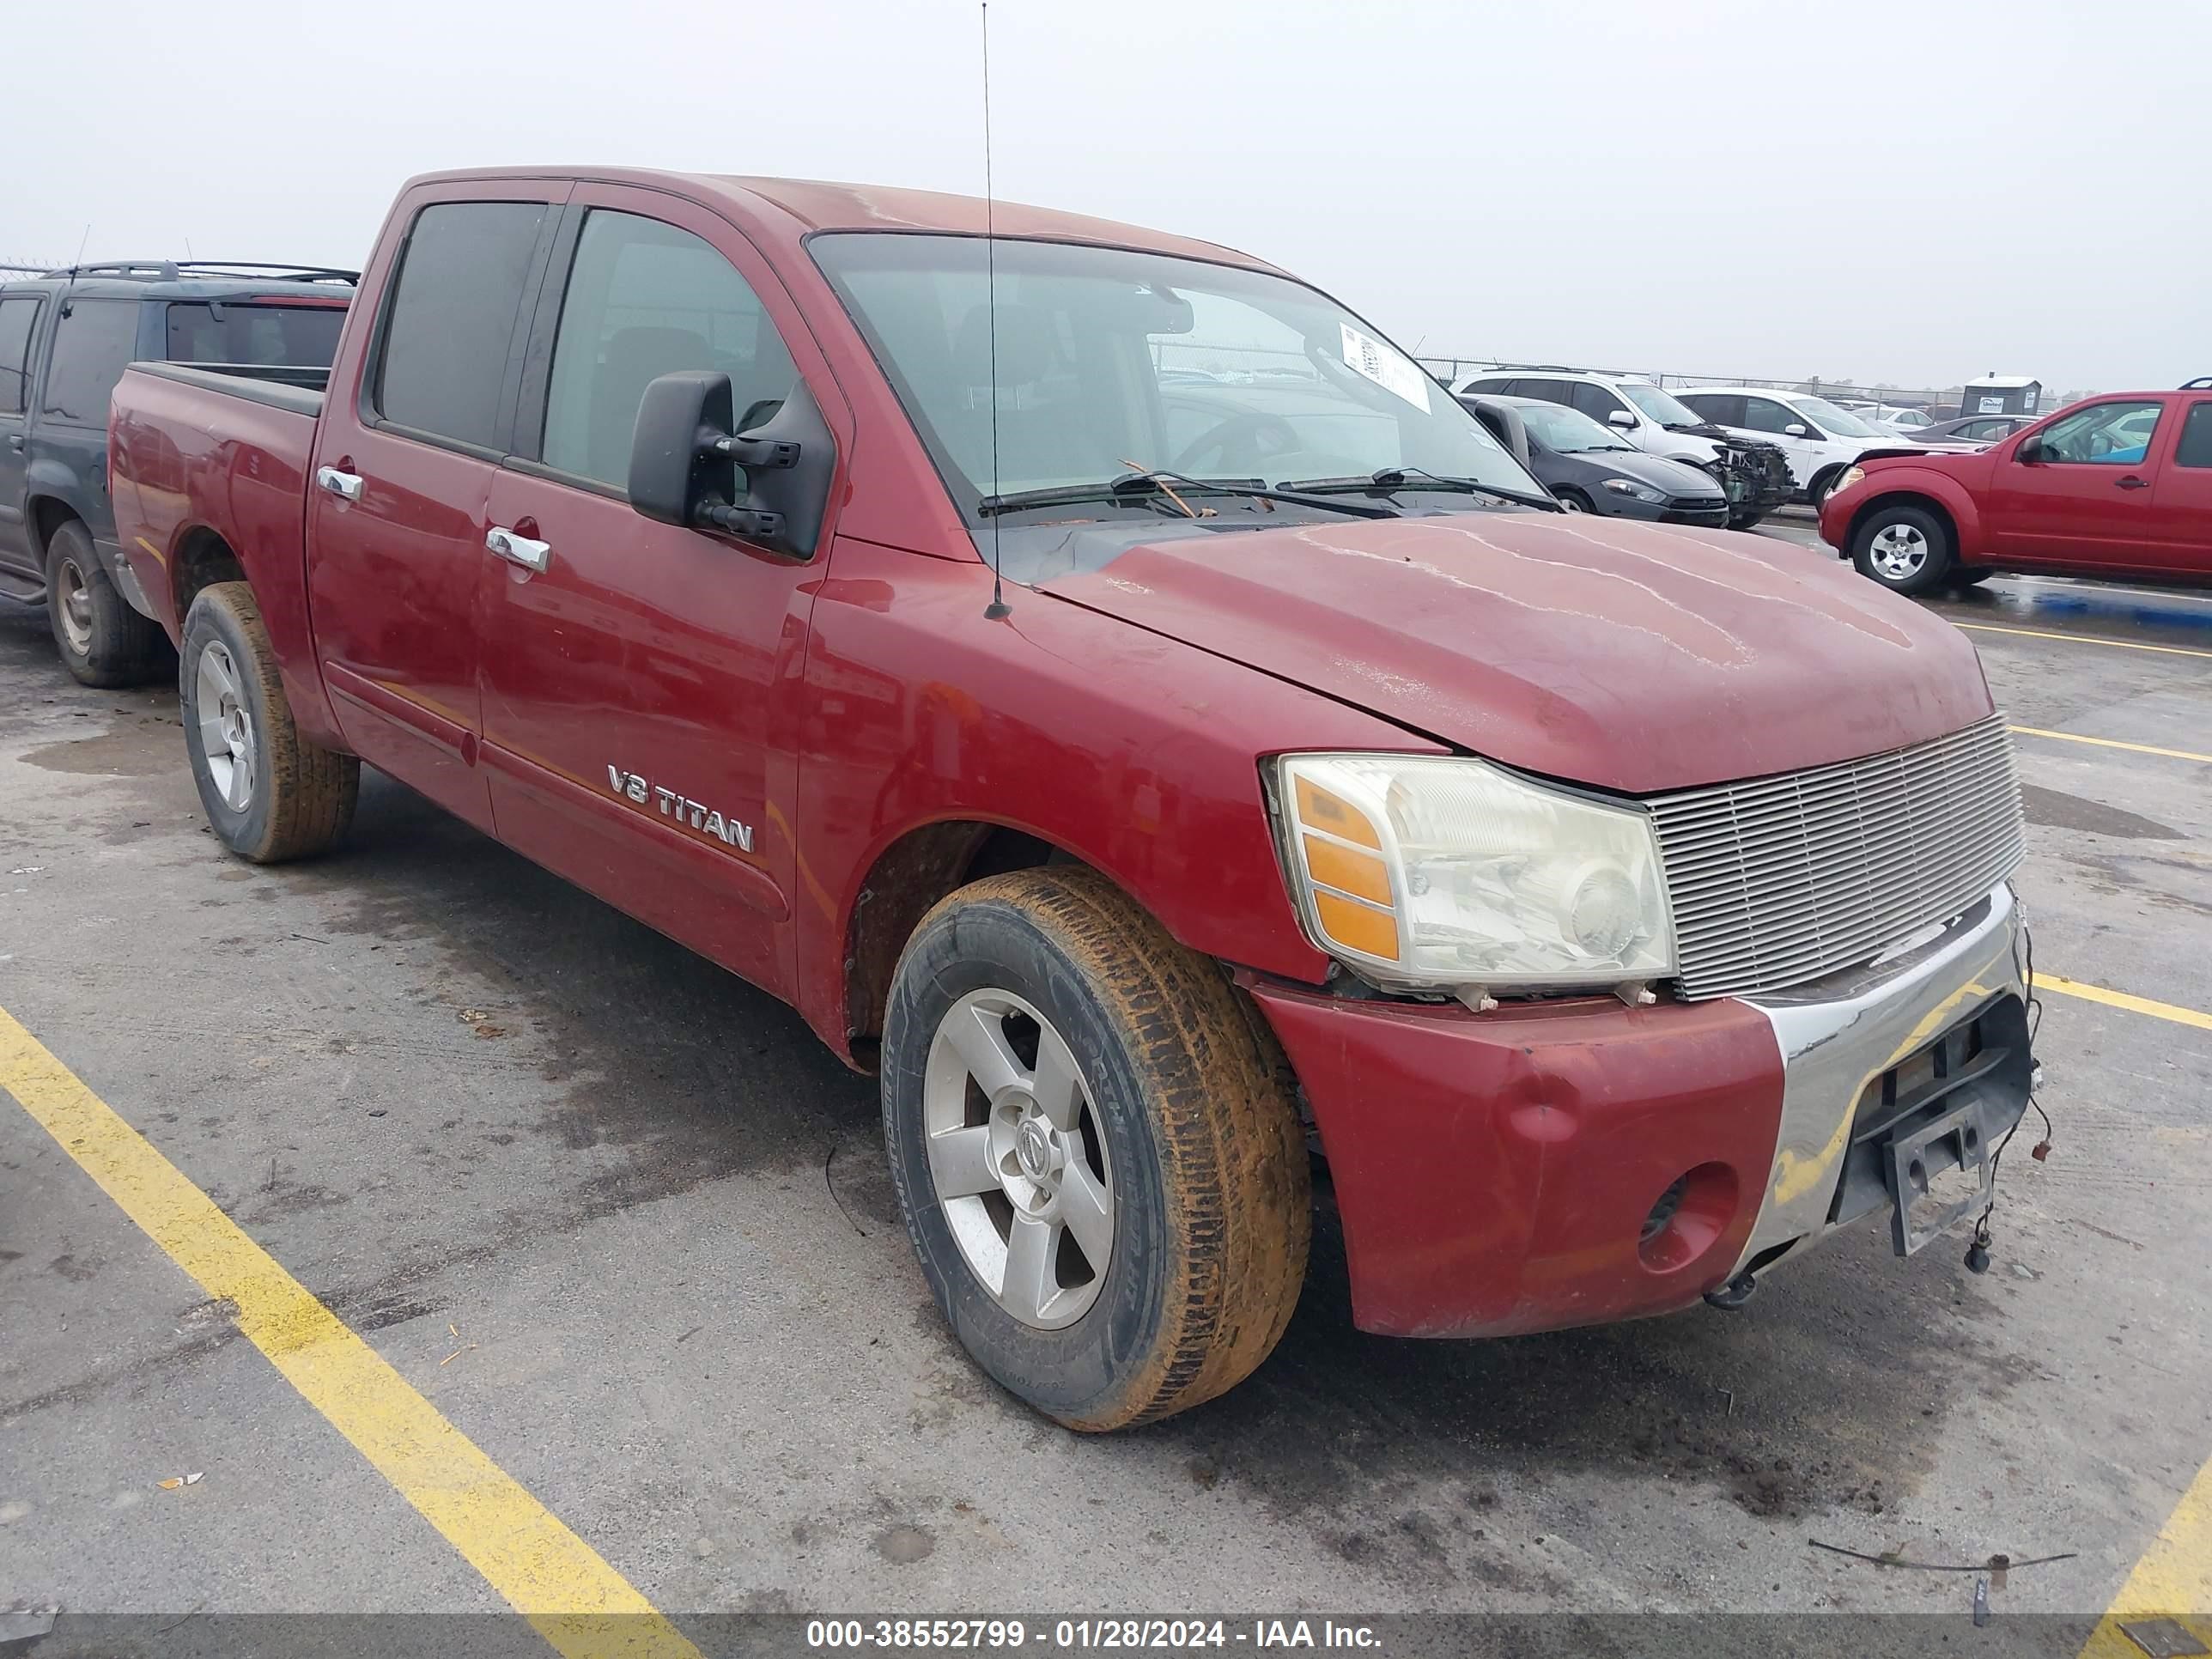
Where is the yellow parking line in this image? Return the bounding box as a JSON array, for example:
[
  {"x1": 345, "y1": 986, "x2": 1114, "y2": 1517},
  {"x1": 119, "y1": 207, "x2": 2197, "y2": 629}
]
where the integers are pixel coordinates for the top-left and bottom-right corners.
[
  {"x1": 2078, "y1": 1460, "x2": 2212, "y2": 1653},
  {"x1": 2011, "y1": 726, "x2": 2212, "y2": 765},
  {"x1": 1958, "y1": 623, "x2": 2212, "y2": 660},
  {"x1": 0, "y1": 1006, "x2": 702, "y2": 1659},
  {"x1": 2038, "y1": 975, "x2": 2212, "y2": 1033}
]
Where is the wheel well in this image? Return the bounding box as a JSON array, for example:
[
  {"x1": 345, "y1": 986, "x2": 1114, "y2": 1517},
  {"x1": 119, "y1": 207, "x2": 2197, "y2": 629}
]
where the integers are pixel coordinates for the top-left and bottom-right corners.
[
  {"x1": 27, "y1": 497, "x2": 79, "y2": 560},
  {"x1": 1808, "y1": 464, "x2": 1841, "y2": 495},
  {"x1": 173, "y1": 528, "x2": 247, "y2": 621},
  {"x1": 1845, "y1": 491, "x2": 1957, "y2": 556},
  {"x1": 841, "y1": 822, "x2": 1073, "y2": 1068}
]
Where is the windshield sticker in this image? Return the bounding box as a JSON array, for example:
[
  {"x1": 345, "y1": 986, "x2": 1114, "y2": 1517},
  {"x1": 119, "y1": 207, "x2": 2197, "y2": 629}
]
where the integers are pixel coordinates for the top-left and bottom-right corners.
[{"x1": 1339, "y1": 324, "x2": 1431, "y2": 412}]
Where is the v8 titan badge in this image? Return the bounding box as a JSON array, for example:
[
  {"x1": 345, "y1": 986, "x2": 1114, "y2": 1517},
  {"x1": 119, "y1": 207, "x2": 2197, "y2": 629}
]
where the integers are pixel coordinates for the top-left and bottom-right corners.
[{"x1": 606, "y1": 765, "x2": 755, "y2": 851}]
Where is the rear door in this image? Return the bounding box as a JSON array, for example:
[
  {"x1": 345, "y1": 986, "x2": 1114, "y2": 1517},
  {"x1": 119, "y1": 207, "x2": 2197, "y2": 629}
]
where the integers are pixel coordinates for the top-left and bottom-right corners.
[
  {"x1": 1984, "y1": 398, "x2": 2168, "y2": 570},
  {"x1": 2145, "y1": 398, "x2": 2212, "y2": 576},
  {"x1": 472, "y1": 185, "x2": 849, "y2": 1001},
  {"x1": 0, "y1": 294, "x2": 44, "y2": 578},
  {"x1": 306, "y1": 183, "x2": 566, "y2": 829}
]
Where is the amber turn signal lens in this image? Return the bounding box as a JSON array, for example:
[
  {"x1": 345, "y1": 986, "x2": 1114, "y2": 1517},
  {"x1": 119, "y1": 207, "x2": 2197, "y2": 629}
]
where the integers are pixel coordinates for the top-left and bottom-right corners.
[
  {"x1": 1303, "y1": 834, "x2": 1392, "y2": 905},
  {"x1": 1313, "y1": 890, "x2": 1400, "y2": 960},
  {"x1": 1294, "y1": 775, "x2": 1382, "y2": 849}
]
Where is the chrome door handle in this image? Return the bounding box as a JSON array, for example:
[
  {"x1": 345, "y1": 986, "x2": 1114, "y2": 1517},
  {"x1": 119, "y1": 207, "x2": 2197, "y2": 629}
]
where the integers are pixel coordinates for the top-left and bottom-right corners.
[
  {"x1": 485, "y1": 526, "x2": 550, "y2": 573},
  {"x1": 316, "y1": 465, "x2": 364, "y2": 501}
]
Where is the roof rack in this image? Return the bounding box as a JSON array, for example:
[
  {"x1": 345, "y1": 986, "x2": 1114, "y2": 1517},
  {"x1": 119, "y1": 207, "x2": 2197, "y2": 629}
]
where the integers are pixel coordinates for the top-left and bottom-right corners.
[
  {"x1": 1462, "y1": 362, "x2": 1645, "y2": 380},
  {"x1": 2183, "y1": 376, "x2": 2212, "y2": 390},
  {"x1": 40, "y1": 259, "x2": 359, "y2": 284}
]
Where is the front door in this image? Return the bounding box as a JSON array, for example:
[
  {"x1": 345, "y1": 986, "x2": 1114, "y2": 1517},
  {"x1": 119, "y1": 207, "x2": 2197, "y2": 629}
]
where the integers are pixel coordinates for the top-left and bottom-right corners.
[
  {"x1": 1984, "y1": 398, "x2": 2168, "y2": 569},
  {"x1": 1737, "y1": 394, "x2": 1823, "y2": 491},
  {"x1": 305, "y1": 185, "x2": 566, "y2": 829},
  {"x1": 474, "y1": 188, "x2": 844, "y2": 1001},
  {"x1": 0, "y1": 295, "x2": 46, "y2": 580}
]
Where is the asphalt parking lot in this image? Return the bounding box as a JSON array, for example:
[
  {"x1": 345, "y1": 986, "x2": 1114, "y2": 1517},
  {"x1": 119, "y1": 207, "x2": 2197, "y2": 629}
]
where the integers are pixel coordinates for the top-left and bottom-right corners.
[{"x1": 3, "y1": 522, "x2": 2209, "y2": 1644}]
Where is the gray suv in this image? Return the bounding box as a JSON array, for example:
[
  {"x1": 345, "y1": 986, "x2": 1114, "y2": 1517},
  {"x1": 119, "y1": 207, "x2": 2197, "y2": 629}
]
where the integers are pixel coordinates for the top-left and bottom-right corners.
[{"x1": 0, "y1": 262, "x2": 352, "y2": 684}]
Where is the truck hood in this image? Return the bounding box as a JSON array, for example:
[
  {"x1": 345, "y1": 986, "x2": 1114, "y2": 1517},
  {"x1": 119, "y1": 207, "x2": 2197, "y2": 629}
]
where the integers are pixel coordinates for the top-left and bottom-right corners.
[{"x1": 1038, "y1": 512, "x2": 1993, "y2": 793}]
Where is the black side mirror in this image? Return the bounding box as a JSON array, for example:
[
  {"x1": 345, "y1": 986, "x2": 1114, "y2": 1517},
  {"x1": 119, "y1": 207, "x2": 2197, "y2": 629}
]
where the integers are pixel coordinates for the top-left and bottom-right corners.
[
  {"x1": 2015, "y1": 435, "x2": 2044, "y2": 465},
  {"x1": 628, "y1": 370, "x2": 836, "y2": 558}
]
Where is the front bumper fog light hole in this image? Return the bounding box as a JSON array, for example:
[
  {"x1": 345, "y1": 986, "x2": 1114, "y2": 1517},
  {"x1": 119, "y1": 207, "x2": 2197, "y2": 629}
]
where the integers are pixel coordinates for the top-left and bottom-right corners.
[{"x1": 1638, "y1": 1161, "x2": 1740, "y2": 1273}]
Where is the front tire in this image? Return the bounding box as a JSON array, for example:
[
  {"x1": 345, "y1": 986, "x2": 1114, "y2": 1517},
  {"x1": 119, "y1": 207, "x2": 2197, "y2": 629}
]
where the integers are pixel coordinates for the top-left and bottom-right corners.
[
  {"x1": 1806, "y1": 468, "x2": 1842, "y2": 509},
  {"x1": 1727, "y1": 507, "x2": 1766, "y2": 531},
  {"x1": 1553, "y1": 488, "x2": 1592, "y2": 514},
  {"x1": 882, "y1": 866, "x2": 1310, "y2": 1431},
  {"x1": 180, "y1": 581, "x2": 360, "y2": 862},
  {"x1": 1850, "y1": 502, "x2": 1953, "y2": 595},
  {"x1": 46, "y1": 520, "x2": 167, "y2": 688}
]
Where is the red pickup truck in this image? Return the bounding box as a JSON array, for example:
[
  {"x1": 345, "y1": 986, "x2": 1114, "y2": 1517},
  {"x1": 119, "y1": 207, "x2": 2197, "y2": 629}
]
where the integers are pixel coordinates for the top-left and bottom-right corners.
[
  {"x1": 1821, "y1": 388, "x2": 2212, "y2": 592},
  {"x1": 110, "y1": 167, "x2": 2036, "y2": 1430}
]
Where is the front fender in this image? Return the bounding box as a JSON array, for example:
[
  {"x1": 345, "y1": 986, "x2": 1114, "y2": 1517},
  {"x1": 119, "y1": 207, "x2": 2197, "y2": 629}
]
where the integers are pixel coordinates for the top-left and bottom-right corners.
[
  {"x1": 1835, "y1": 466, "x2": 1986, "y2": 559},
  {"x1": 794, "y1": 536, "x2": 1440, "y2": 1058}
]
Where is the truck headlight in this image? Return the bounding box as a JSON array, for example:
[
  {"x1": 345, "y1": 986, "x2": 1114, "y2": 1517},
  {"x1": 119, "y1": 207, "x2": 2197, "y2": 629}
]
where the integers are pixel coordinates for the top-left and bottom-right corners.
[
  {"x1": 1601, "y1": 478, "x2": 1666, "y2": 503},
  {"x1": 1273, "y1": 754, "x2": 1675, "y2": 994},
  {"x1": 1834, "y1": 465, "x2": 1865, "y2": 494}
]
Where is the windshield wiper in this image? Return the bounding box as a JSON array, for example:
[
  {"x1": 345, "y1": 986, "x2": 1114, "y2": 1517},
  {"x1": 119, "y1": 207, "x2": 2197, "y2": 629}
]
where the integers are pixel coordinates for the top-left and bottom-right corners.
[
  {"x1": 1278, "y1": 465, "x2": 1562, "y2": 513},
  {"x1": 979, "y1": 469, "x2": 1398, "y2": 520}
]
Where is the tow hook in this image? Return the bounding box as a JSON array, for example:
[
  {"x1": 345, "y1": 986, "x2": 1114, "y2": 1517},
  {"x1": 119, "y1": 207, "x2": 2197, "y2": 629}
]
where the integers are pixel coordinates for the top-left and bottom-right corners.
[{"x1": 1704, "y1": 1270, "x2": 1757, "y2": 1311}]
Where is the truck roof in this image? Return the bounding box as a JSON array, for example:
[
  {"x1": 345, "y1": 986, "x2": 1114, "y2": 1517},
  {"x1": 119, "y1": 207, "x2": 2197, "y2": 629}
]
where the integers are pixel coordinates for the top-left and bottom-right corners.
[{"x1": 402, "y1": 167, "x2": 1281, "y2": 272}]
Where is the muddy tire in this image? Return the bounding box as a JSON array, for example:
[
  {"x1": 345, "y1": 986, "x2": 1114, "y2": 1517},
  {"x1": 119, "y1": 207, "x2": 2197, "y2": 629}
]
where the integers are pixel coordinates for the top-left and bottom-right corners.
[
  {"x1": 180, "y1": 581, "x2": 359, "y2": 862},
  {"x1": 882, "y1": 865, "x2": 1310, "y2": 1431},
  {"x1": 46, "y1": 519, "x2": 167, "y2": 688}
]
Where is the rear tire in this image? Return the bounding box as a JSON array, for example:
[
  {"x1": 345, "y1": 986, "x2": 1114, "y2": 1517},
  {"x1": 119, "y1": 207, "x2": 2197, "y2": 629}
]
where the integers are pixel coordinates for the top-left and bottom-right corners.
[
  {"x1": 180, "y1": 581, "x2": 359, "y2": 862},
  {"x1": 46, "y1": 520, "x2": 167, "y2": 688},
  {"x1": 1850, "y1": 502, "x2": 1953, "y2": 596},
  {"x1": 882, "y1": 866, "x2": 1310, "y2": 1431}
]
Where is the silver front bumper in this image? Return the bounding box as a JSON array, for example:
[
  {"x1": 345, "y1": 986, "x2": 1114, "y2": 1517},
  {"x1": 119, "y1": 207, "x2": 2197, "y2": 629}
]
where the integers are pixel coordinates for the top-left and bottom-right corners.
[{"x1": 1728, "y1": 882, "x2": 2030, "y2": 1275}]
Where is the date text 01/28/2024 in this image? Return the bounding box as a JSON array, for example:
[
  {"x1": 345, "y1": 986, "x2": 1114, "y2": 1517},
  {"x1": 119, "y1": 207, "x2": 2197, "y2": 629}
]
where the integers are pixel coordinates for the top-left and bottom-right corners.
[{"x1": 804, "y1": 1621, "x2": 1382, "y2": 1650}]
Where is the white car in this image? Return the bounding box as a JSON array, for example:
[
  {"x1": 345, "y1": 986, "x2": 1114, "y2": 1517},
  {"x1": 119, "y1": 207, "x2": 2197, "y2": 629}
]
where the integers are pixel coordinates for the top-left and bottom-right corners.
[
  {"x1": 1449, "y1": 367, "x2": 1794, "y2": 527},
  {"x1": 1673, "y1": 386, "x2": 1948, "y2": 507}
]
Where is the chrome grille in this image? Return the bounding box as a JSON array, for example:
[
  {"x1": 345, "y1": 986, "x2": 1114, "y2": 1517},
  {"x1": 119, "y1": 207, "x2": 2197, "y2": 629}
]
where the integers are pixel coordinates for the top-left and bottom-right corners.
[{"x1": 1646, "y1": 716, "x2": 2024, "y2": 1000}]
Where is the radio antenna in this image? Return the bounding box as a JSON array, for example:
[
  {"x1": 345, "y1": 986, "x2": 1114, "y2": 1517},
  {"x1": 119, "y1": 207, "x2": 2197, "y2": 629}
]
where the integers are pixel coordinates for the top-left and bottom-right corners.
[{"x1": 980, "y1": 0, "x2": 1011, "y2": 620}]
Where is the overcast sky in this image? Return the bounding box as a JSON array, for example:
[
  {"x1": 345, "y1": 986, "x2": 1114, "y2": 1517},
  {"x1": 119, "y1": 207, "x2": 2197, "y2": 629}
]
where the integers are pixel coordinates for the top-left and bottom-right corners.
[{"x1": 9, "y1": 0, "x2": 2203, "y2": 395}]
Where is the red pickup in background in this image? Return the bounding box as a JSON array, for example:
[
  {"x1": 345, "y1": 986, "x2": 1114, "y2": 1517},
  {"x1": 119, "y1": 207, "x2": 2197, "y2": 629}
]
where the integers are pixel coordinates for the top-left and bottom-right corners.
[{"x1": 1820, "y1": 388, "x2": 2212, "y2": 592}]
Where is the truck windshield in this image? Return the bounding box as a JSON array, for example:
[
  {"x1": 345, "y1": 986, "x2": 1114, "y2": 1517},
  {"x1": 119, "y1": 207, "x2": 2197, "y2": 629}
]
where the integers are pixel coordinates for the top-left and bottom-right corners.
[
  {"x1": 1618, "y1": 381, "x2": 1704, "y2": 428},
  {"x1": 810, "y1": 233, "x2": 1542, "y2": 524},
  {"x1": 165, "y1": 301, "x2": 347, "y2": 368}
]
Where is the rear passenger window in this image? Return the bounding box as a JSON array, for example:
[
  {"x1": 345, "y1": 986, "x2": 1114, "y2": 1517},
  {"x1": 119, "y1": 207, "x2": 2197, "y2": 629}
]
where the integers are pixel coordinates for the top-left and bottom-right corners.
[
  {"x1": 0, "y1": 296, "x2": 40, "y2": 413},
  {"x1": 539, "y1": 209, "x2": 798, "y2": 492},
  {"x1": 374, "y1": 201, "x2": 548, "y2": 450},
  {"x1": 40, "y1": 298, "x2": 142, "y2": 425},
  {"x1": 2175, "y1": 403, "x2": 2212, "y2": 469},
  {"x1": 1682, "y1": 393, "x2": 1740, "y2": 426}
]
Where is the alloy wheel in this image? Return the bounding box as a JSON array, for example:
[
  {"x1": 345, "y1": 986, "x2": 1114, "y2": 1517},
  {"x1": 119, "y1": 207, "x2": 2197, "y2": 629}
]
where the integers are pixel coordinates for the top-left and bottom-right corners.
[
  {"x1": 57, "y1": 557, "x2": 94, "y2": 654},
  {"x1": 195, "y1": 641, "x2": 257, "y2": 812},
  {"x1": 1867, "y1": 522, "x2": 1929, "y2": 581},
  {"x1": 921, "y1": 988, "x2": 1114, "y2": 1329}
]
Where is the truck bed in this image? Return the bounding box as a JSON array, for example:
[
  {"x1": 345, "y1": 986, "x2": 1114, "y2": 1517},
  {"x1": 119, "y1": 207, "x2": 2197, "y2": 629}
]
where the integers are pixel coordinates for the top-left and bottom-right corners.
[
  {"x1": 126, "y1": 359, "x2": 329, "y2": 415},
  {"x1": 108, "y1": 359, "x2": 335, "y2": 744}
]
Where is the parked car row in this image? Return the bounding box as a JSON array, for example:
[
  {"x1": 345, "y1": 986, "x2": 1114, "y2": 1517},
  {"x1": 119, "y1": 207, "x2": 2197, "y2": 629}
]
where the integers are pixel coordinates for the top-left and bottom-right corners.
[
  {"x1": 89, "y1": 165, "x2": 2041, "y2": 1431},
  {"x1": 1449, "y1": 367, "x2": 1793, "y2": 528},
  {"x1": 0, "y1": 260, "x2": 354, "y2": 683}
]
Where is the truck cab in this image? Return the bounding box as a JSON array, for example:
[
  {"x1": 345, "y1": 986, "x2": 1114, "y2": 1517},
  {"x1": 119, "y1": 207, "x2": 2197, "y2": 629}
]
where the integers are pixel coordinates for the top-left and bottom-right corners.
[{"x1": 0, "y1": 261, "x2": 351, "y2": 683}]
